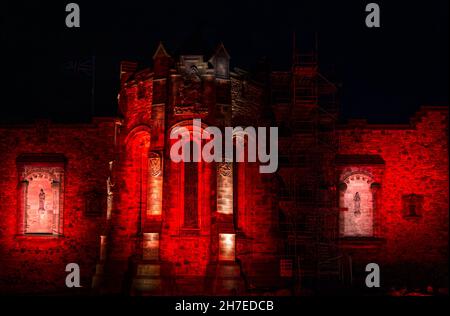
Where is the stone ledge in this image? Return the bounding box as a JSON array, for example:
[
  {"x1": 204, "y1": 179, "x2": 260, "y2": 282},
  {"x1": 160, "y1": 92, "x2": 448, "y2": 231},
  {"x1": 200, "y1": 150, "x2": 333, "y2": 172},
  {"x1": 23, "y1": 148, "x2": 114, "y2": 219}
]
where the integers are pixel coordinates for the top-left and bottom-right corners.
[{"x1": 339, "y1": 237, "x2": 386, "y2": 249}]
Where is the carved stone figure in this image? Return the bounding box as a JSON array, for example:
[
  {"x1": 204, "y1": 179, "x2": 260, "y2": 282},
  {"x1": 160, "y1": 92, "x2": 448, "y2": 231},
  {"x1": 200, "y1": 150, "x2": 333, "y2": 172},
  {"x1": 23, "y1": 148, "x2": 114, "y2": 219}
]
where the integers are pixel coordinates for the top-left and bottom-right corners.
[
  {"x1": 39, "y1": 189, "x2": 46, "y2": 212},
  {"x1": 353, "y1": 192, "x2": 361, "y2": 216}
]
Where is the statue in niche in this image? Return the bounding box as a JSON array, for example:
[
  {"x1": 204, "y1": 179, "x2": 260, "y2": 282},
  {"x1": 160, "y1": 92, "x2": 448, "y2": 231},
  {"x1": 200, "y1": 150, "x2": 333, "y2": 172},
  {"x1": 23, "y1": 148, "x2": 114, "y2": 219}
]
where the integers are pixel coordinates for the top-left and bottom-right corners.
[
  {"x1": 38, "y1": 188, "x2": 47, "y2": 229},
  {"x1": 39, "y1": 188, "x2": 46, "y2": 212},
  {"x1": 353, "y1": 192, "x2": 361, "y2": 216}
]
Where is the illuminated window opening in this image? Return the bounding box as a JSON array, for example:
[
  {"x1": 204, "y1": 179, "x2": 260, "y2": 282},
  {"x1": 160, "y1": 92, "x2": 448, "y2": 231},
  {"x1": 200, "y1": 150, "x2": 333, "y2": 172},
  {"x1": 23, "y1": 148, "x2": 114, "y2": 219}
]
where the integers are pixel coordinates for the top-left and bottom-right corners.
[
  {"x1": 219, "y1": 233, "x2": 235, "y2": 261},
  {"x1": 143, "y1": 233, "x2": 159, "y2": 260}
]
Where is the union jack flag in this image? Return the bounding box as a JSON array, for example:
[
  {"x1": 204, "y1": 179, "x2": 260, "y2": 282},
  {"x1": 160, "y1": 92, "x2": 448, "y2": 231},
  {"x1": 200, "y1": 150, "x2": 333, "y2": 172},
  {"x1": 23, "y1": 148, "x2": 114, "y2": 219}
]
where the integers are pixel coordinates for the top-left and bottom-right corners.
[{"x1": 62, "y1": 56, "x2": 94, "y2": 78}]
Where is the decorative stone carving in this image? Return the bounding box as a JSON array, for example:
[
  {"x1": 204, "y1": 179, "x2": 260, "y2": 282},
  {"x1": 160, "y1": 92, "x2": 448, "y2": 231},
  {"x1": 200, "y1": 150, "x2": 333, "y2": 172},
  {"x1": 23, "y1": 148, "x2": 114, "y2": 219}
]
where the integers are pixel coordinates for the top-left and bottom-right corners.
[
  {"x1": 217, "y1": 162, "x2": 233, "y2": 215},
  {"x1": 174, "y1": 73, "x2": 203, "y2": 114},
  {"x1": 218, "y1": 162, "x2": 232, "y2": 177},
  {"x1": 148, "y1": 152, "x2": 162, "y2": 177},
  {"x1": 338, "y1": 182, "x2": 347, "y2": 192},
  {"x1": 370, "y1": 182, "x2": 381, "y2": 192},
  {"x1": 174, "y1": 56, "x2": 210, "y2": 115}
]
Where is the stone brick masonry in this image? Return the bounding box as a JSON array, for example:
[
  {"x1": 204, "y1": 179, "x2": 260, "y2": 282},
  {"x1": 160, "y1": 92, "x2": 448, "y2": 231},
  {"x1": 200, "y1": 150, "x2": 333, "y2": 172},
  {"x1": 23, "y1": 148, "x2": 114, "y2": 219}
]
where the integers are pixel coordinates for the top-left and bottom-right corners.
[{"x1": 0, "y1": 42, "x2": 447, "y2": 295}]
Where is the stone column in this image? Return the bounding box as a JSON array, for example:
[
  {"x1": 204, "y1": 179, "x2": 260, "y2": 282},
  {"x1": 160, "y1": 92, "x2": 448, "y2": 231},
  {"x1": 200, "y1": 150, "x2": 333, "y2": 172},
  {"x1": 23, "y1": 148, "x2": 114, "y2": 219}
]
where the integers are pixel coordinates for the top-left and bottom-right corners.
[
  {"x1": 100, "y1": 235, "x2": 107, "y2": 261},
  {"x1": 211, "y1": 162, "x2": 244, "y2": 294},
  {"x1": 51, "y1": 180, "x2": 60, "y2": 235},
  {"x1": 130, "y1": 151, "x2": 165, "y2": 295},
  {"x1": 92, "y1": 235, "x2": 107, "y2": 290},
  {"x1": 338, "y1": 182, "x2": 348, "y2": 236},
  {"x1": 370, "y1": 182, "x2": 381, "y2": 237},
  {"x1": 18, "y1": 180, "x2": 28, "y2": 235}
]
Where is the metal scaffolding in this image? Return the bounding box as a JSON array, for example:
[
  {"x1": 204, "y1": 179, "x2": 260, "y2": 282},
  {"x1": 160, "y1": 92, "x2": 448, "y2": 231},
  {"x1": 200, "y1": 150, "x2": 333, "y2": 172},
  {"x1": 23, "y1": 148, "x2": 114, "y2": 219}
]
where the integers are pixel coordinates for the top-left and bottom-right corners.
[{"x1": 274, "y1": 40, "x2": 342, "y2": 293}]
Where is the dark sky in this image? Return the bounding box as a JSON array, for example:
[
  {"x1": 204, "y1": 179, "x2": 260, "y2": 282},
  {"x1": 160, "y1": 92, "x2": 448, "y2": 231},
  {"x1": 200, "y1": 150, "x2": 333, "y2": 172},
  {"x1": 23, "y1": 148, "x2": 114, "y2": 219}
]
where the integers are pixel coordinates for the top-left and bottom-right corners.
[{"x1": 1, "y1": 0, "x2": 448, "y2": 123}]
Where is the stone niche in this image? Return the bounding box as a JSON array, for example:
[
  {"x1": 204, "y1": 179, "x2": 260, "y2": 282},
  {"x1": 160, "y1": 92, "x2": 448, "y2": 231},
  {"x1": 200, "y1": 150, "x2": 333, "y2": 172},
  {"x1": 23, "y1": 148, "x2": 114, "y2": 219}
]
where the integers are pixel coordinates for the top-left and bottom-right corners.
[
  {"x1": 16, "y1": 154, "x2": 66, "y2": 236},
  {"x1": 335, "y1": 154, "x2": 385, "y2": 239},
  {"x1": 339, "y1": 173, "x2": 375, "y2": 237}
]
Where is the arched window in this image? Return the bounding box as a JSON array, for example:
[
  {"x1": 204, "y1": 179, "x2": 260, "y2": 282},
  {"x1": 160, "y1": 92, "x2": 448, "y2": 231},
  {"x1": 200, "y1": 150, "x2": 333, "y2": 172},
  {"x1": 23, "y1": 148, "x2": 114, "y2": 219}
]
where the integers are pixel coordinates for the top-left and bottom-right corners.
[
  {"x1": 170, "y1": 120, "x2": 211, "y2": 231},
  {"x1": 339, "y1": 173, "x2": 374, "y2": 237},
  {"x1": 124, "y1": 127, "x2": 151, "y2": 234},
  {"x1": 183, "y1": 141, "x2": 199, "y2": 228}
]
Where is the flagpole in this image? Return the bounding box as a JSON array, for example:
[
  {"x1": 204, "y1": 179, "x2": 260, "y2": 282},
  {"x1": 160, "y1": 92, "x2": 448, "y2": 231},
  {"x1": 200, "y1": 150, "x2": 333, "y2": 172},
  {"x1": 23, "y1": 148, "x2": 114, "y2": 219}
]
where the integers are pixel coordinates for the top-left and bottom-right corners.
[{"x1": 90, "y1": 55, "x2": 96, "y2": 118}]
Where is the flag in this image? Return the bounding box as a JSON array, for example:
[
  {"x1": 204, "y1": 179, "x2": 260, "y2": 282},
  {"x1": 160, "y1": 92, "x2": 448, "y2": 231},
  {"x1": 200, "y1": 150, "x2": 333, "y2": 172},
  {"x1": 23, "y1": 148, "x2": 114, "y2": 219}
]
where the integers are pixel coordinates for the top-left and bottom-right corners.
[
  {"x1": 57, "y1": 55, "x2": 96, "y2": 119},
  {"x1": 62, "y1": 56, "x2": 94, "y2": 78}
]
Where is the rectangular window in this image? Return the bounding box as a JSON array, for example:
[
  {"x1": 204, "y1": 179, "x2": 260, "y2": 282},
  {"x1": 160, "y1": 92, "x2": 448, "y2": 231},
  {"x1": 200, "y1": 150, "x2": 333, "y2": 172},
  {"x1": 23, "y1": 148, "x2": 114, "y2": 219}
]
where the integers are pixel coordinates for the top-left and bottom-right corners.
[
  {"x1": 143, "y1": 233, "x2": 159, "y2": 260},
  {"x1": 402, "y1": 194, "x2": 423, "y2": 219},
  {"x1": 219, "y1": 233, "x2": 235, "y2": 261},
  {"x1": 85, "y1": 191, "x2": 104, "y2": 217}
]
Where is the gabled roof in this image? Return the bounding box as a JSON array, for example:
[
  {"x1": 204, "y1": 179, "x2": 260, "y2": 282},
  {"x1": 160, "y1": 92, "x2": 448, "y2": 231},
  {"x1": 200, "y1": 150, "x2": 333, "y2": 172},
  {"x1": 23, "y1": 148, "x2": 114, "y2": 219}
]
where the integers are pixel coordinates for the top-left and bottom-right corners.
[
  {"x1": 152, "y1": 41, "x2": 170, "y2": 59},
  {"x1": 209, "y1": 42, "x2": 230, "y2": 63}
]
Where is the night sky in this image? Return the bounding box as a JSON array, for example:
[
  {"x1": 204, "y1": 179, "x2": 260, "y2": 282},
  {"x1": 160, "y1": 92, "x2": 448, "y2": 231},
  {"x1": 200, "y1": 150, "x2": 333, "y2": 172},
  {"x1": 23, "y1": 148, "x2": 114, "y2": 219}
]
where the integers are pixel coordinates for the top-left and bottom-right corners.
[{"x1": 1, "y1": 0, "x2": 448, "y2": 123}]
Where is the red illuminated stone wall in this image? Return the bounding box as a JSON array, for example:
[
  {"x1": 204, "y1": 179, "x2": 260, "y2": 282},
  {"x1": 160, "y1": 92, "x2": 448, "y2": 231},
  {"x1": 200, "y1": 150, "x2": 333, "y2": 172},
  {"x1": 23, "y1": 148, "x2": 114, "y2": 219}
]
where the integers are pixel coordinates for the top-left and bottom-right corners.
[
  {"x1": 100, "y1": 49, "x2": 280, "y2": 295},
  {"x1": 0, "y1": 119, "x2": 116, "y2": 294},
  {"x1": 0, "y1": 43, "x2": 447, "y2": 295},
  {"x1": 337, "y1": 107, "x2": 449, "y2": 287}
]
